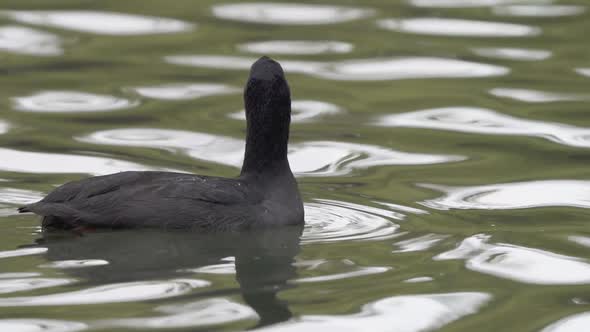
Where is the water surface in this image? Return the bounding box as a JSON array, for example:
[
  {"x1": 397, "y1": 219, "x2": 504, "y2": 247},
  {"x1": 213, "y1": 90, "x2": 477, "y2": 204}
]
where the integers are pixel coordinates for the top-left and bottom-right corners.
[{"x1": 1, "y1": 1, "x2": 590, "y2": 331}]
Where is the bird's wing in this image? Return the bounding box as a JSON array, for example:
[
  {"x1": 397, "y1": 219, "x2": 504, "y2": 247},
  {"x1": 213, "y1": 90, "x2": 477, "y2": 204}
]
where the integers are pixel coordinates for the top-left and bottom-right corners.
[
  {"x1": 148, "y1": 174, "x2": 255, "y2": 205},
  {"x1": 18, "y1": 171, "x2": 256, "y2": 219}
]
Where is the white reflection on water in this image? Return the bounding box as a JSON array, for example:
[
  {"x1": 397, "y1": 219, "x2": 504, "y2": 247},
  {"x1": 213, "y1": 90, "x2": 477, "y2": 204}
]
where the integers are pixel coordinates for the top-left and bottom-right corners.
[
  {"x1": 0, "y1": 121, "x2": 7, "y2": 134},
  {"x1": 0, "y1": 188, "x2": 43, "y2": 205},
  {"x1": 472, "y1": 47, "x2": 551, "y2": 61},
  {"x1": 165, "y1": 55, "x2": 328, "y2": 75},
  {"x1": 257, "y1": 292, "x2": 490, "y2": 332},
  {"x1": 314, "y1": 58, "x2": 508, "y2": 81},
  {"x1": 0, "y1": 26, "x2": 63, "y2": 56},
  {"x1": 420, "y1": 180, "x2": 590, "y2": 210},
  {"x1": 0, "y1": 188, "x2": 43, "y2": 216},
  {"x1": 39, "y1": 260, "x2": 109, "y2": 269},
  {"x1": 435, "y1": 234, "x2": 590, "y2": 284},
  {"x1": 374, "y1": 201, "x2": 428, "y2": 215},
  {"x1": 409, "y1": 0, "x2": 551, "y2": 8},
  {"x1": 131, "y1": 83, "x2": 239, "y2": 100},
  {"x1": 212, "y1": 3, "x2": 374, "y2": 25},
  {"x1": 289, "y1": 141, "x2": 462, "y2": 176},
  {"x1": 13, "y1": 91, "x2": 139, "y2": 113},
  {"x1": 0, "y1": 279, "x2": 209, "y2": 306},
  {"x1": 493, "y1": 5, "x2": 586, "y2": 17},
  {"x1": 183, "y1": 262, "x2": 236, "y2": 275},
  {"x1": 165, "y1": 55, "x2": 263, "y2": 70},
  {"x1": 164, "y1": 55, "x2": 509, "y2": 81},
  {"x1": 101, "y1": 298, "x2": 257, "y2": 329},
  {"x1": 377, "y1": 18, "x2": 540, "y2": 37},
  {"x1": 0, "y1": 148, "x2": 168, "y2": 175},
  {"x1": 377, "y1": 106, "x2": 590, "y2": 148},
  {"x1": 238, "y1": 40, "x2": 353, "y2": 55},
  {"x1": 542, "y1": 312, "x2": 590, "y2": 332},
  {"x1": 228, "y1": 100, "x2": 342, "y2": 123},
  {"x1": 490, "y1": 88, "x2": 589, "y2": 103},
  {"x1": 0, "y1": 319, "x2": 87, "y2": 332},
  {"x1": 394, "y1": 234, "x2": 449, "y2": 253},
  {"x1": 569, "y1": 235, "x2": 590, "y2": 248},
  {"x1": 303, "y1": 199, "x2": 400, "y2": 243},
  {"x1": 294, "y1": 259, "x2": 390, "y2": 283},
  {"x1": 0, "y1": 10, "x2": 194, "y2": 35},
  {"x1": 181, "y1": 257, "x2": 236, "y2": 275},
  {"x1": 404, "y1": 277, "x2": 434, "y2": 283},
  {"x1": 295, "y1": 266, "x2": 390, "y2": 283},
  {"x1": 576, "y1": 68, "x2": 590, "y2": 78},
  {"x1": 0, "y1": 248, "x2": 47, "y2": 259},
  {"x1": 0, "y1": 273, "x2": 41, "y2": 279},
  {"x1": 0, "y1": 278, "x2": 74, "y2": 294},
  {"x1": 78, "y1": 128, "x2": 463, "y2": 177},
  {"x1": 79, "y1": 128, "x2": 245, "y2": 167}
]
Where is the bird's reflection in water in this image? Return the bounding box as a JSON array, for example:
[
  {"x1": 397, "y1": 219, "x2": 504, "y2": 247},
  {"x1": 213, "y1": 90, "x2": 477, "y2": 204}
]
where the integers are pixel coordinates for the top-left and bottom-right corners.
[{"x1": 33, "y1": 225, "x2": 303, "y2": 328}]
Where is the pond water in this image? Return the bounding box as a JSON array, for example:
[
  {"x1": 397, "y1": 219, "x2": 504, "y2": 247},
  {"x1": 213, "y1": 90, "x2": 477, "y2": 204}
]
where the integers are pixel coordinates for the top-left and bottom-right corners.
[{"x1": 0, "y1": 0, "x2": 589, "y2": 331}]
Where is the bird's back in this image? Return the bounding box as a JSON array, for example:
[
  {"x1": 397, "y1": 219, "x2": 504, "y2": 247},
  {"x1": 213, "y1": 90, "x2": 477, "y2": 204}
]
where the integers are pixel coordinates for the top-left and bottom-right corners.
[{"x1": 20, "y1": 171, "x2": 273, "y2": 230}]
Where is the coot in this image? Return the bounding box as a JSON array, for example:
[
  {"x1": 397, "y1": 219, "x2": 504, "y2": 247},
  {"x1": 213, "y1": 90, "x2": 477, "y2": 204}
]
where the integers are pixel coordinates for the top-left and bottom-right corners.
[{"x1": 18, "y1": 56, "x2": 304, "y2": 230}]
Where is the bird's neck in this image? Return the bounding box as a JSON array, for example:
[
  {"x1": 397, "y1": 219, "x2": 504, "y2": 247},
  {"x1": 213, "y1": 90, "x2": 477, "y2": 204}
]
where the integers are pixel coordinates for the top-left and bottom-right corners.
[{"x1": 240, "y1": 116, "x2": 290, "y2": 177}]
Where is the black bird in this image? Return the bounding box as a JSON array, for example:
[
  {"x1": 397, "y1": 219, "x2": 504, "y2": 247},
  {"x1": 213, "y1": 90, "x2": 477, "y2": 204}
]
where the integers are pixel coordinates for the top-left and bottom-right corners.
[{"x1": 18, "y1": 56, "x2": 304, "y2": 230}]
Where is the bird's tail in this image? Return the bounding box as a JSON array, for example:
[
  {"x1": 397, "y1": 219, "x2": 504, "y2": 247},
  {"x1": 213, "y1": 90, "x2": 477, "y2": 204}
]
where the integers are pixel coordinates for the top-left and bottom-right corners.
[{"x1": 17, "y1": 206, "x2": 32, "y2": 213}]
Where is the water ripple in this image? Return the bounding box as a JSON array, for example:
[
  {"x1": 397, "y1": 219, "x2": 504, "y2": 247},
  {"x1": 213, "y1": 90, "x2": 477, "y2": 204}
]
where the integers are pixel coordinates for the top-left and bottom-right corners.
[
  {"x1": 0, "y1": 188, "x2": 43, "y2": 205},
  {"x1": 181, "y1": 257, "x2": 236, "y2": 275},
  {"x1": 80, "y1": 128, "x2": 245, "y2": 167},
  {"x1": 542, "y1": 313, "x2": 590, "y2": 332},
  {"x1": 131, "y1": 83, "x2": 239, "y2": 100},
  {"x1": 317, "y1": 58, "x2": 508, "y2": 80},
  {"x1": 228, "y1": 100, "x2": 342, "y2": 123},
  {"x1": 393, "y1": 234, "x2": 449, "y2": 253},
  {"x1": 569, "y1": 235, "x2": 590, "y2": 248},
  {"x1": 0, "y1": 188, "x2": 44, "y2": 216},
  {"x1": 295, "y1": 267, "x2": 390, "y2": 283},
  {"x1": 0, "y1": 10, "x2": 194, "y2": 35},
  {"x1": 0, "y1": 319, "x2": 87, "y2": 332},
  {"x1": 302, "y1": 199, "x2": 400, "y2": 243},
  {"x1": 101, "y1": 298, "x2": 257, "y2": 329},
  {"x1": 409, "y1": 0, "x2": 549, "y2": 8},
  {"x1": 164, "y1": 55, "x2": 509, "y2": 81},
  {"x1": 493, "y1": 5, "x2": 586, "y2": 17},
  {"x1": 376, "y1": 106, "x2": 590, "y2": 149},
  {"x1": 420, "y1": 180, "x2": 590, "y2": 210},
  {"x1": 212, "y1": 3, "x2": 374, "y2": 25},
  {"x1": 184, "y1": 262, "x2": 236, "y2": 275},
  {"x1": 0, "y1": 26, "x2": 63, "y2": 56},
  {"x1": 294, "y1": 259, "x2": 390, "y2": 283},
  {"x1": 0, "y1": 248, "x2": 47, "y2": 259},
  {"x1": 0, "y1": 278, "x2": 75, "y2": 294},
  {"x1": 0, "y1": 121, "x2": 9, "y2": 134},
  {"x1": 0, "y1": 148, "x2": 169, "y2": 175},
  {"x1": 13, "y1": 91, "x2": 139, "y2": 113},
  {"x1": 165, "y1": 55, "x2": 263, "y2": 70},
  {"x1": 0, "y1": 279, "x2": 209, "y2": 306},
  {"x1": 435, "y1": 234, "x2": 590, "y2": 284},
  {"x1": 78, "y1": 128, "x2": 463, "y2": 177},
  {"x1": 238, "y1": 40, "x2": 353, "y2": 55},
  {"x1": 0, "y1": 273, "x2": 41, "y2": 279},
  {"x1": 490, "y1": 88, "x2": 588, "y2": 103},
  {"x1": 257, "y1": 292, "x2": 490, "y2": 332},
  {"x1": 39, "y1": 260, "x2": 109, "y2": 269},
  {"x1": 403, "y1": 277, "x2": 434, "y2": 283},
  {"x1": 374, "y1": 201, "x2": 428, "y2": 216},
  {"x1": 472, "y1": 47, "x2": 551, "y2": 61},
  {"x1": 576, "y1": 68, "x2": 590, "y2": 78},
  {"x1": 377, "y1": 18, "x2": 540, "y2": 37}
]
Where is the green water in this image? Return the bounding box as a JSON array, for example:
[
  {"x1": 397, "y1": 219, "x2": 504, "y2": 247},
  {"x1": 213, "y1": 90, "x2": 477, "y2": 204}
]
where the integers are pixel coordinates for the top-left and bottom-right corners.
[{"x1": 1, "y1": 1, "x2": 590, "y2": 331}]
